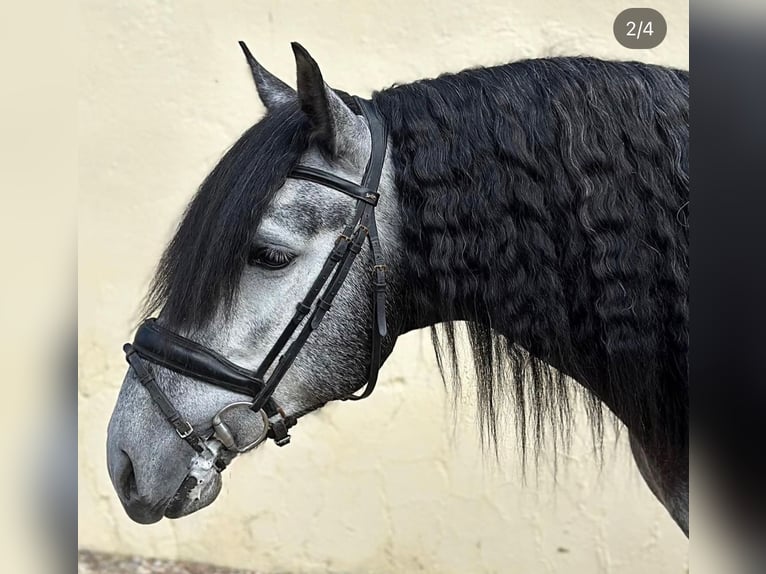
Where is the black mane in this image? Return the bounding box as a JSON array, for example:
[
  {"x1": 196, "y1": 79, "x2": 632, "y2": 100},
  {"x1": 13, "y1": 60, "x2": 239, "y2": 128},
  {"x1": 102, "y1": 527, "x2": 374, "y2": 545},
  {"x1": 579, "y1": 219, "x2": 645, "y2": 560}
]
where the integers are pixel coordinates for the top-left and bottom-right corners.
[
  {"x1": 372, "y1": 57, "x2": 689, "y2": 459},
  {"x1": 144, "y1": 102, "x2": 311, "y2": 328}
]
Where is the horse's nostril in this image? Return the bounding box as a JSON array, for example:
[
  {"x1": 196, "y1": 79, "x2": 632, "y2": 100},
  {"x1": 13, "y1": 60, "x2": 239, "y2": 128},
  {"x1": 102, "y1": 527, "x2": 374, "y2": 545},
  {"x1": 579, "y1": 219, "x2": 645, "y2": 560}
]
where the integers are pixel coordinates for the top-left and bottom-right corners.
[{"x1": 118, "y1": 451, "x2": 138, "y2": 500}]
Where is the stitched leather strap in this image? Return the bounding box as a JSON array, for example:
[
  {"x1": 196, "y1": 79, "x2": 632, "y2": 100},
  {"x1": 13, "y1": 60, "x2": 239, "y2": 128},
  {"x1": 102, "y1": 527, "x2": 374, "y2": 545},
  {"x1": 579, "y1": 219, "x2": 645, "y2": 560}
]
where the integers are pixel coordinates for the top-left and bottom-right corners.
[
  {"x1": 290, "y1": 167, "x2": 379, "y2": 205},
  {"x1": 250, "y1": 216, "x2": 370, "y2": 411},
  {"x1": 124, "y1": 343, "x2": 206, "y2": 454},
  {"x1": 253, "y1": 201, "x2": 365, "y2": 379}
]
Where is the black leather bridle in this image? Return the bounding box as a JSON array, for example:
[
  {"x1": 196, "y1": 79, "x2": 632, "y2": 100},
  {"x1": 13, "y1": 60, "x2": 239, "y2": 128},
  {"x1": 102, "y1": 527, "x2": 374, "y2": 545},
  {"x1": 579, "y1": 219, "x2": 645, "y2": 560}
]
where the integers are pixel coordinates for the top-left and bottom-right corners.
[{"x1": 122, "y1": 97, "x2": 388, "y2": 468}]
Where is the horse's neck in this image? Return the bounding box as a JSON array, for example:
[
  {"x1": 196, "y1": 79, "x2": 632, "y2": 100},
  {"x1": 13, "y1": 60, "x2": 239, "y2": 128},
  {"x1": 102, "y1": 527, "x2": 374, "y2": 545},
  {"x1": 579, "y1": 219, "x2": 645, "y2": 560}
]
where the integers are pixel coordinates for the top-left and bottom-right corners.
[{"x1": 395, "y1": 187, "x2": 680, "y2": 451}]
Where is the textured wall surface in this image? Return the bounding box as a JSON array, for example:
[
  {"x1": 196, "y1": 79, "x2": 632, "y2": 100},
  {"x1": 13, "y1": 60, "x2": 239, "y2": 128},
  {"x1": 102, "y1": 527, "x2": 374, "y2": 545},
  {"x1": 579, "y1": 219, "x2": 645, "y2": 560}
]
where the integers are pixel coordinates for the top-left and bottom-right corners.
[{"x1": 79, "y1": 1, "x2": 689, "y2": 572}]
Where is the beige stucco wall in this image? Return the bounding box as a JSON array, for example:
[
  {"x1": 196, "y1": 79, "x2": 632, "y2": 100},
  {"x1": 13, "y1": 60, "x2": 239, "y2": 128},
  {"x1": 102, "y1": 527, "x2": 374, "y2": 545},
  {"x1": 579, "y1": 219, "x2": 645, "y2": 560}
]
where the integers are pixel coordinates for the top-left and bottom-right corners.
[{"x1": 79, "y1": 1, "x2": 689, "y2": 572}]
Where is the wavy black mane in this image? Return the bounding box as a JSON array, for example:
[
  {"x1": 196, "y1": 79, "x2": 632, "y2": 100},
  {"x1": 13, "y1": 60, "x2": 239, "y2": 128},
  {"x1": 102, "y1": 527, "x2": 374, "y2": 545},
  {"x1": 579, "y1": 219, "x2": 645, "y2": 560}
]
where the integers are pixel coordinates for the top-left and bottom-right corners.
[
  {"x1": 373, "y1": 57, "x2": 689, "y2": 459},
  {"x1": 144, "y1": 102, "x2": 311, "y2": 328}
]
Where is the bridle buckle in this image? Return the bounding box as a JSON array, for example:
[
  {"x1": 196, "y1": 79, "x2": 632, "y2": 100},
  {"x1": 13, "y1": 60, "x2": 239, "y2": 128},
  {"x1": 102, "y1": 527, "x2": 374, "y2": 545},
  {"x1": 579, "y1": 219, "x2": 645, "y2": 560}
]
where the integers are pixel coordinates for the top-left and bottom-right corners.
[
  {"x1": 175, "y1": 420, "x2": 195, "y2": 439},
  {"x1": 267, "y1": 412, "x2": 292, "y2": 447},
  {"x1": 364, "y1": 191, "x2": 379, "y2": 204}
]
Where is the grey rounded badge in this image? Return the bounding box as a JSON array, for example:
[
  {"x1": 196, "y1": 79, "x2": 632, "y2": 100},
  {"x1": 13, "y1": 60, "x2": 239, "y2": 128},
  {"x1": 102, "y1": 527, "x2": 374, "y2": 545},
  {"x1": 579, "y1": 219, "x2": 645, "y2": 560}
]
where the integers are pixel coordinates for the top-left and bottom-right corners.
[{"x1": 614, "y1": 8, "x2": 667, "y2": 49}]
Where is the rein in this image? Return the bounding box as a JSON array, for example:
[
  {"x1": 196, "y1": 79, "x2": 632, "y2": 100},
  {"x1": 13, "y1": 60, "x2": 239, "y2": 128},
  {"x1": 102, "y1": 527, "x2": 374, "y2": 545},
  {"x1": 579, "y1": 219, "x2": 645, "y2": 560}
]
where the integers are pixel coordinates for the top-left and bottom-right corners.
[{"x1": 122, "y1": 97, "x2": 388, "y2": 467}]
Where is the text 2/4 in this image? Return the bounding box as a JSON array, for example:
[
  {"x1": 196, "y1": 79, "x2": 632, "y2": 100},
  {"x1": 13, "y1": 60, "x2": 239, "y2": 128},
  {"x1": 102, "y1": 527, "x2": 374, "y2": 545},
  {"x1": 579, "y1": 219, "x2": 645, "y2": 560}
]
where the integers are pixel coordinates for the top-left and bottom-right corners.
[{"x1": 614, "y1": 8, "x2": 666, "y2": 49}]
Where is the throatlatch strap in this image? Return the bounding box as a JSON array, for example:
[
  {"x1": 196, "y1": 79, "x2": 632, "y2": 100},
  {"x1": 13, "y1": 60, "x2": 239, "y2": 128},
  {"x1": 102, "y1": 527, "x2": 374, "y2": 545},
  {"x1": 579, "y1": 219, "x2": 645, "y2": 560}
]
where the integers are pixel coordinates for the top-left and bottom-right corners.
[{"x1": 343, "y1": 97, "x2": 389, "y2": 401}]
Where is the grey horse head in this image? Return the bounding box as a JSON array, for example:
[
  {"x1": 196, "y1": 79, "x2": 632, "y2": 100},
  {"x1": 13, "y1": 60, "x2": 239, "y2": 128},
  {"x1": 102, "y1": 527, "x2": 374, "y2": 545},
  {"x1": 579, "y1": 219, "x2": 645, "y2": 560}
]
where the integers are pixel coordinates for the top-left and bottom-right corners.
[{"x1": 106, "y1": 43, "x2": 403, "y2": 524}]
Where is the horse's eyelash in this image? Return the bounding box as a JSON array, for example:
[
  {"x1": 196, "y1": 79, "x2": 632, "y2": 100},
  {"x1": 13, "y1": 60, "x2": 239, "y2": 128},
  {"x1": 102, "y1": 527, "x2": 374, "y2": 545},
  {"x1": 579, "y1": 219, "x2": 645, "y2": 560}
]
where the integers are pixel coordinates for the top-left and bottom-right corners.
[
  {"x1": 250, "y1": 245, "x2": 295, "y2": 264},
  {"x1": 263, "y1": 248, "x2": 293, "y2": 262}
]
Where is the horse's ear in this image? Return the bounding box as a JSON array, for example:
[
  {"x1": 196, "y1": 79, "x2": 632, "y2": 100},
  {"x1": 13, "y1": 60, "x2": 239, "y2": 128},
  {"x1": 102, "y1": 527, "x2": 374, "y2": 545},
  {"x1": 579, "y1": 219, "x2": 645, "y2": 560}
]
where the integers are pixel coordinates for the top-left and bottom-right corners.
[
  {"x1": 238, "y1": 41, "x2": 295, "y2": 109},
  {"x1": 291, "y1": 42, "x2": 361, "y2": 159}
]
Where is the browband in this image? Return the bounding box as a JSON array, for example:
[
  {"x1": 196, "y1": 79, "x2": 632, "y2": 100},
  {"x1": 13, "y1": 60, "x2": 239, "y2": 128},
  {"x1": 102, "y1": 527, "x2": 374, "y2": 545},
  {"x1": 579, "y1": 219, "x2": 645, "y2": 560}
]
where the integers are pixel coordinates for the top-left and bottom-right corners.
[{"x1": 290, "y1": 167, "x2": 379, "y2": 205}]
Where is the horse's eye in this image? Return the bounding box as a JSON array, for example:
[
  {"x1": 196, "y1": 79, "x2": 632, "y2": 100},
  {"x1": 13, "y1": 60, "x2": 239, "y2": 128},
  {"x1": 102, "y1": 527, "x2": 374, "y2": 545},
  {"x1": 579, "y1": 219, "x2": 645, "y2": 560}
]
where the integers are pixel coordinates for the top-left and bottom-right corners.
[{"x1": 247, "y1": 246, "x2": 296, "y2": 270}]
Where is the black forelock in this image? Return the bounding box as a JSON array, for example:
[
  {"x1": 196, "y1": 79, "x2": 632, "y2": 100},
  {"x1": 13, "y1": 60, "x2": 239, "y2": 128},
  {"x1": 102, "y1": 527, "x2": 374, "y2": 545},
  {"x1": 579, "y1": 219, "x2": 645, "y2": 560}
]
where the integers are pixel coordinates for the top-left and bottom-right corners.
[{"x1": 144, "y1": 101, "x2": 312, "y2": 328}]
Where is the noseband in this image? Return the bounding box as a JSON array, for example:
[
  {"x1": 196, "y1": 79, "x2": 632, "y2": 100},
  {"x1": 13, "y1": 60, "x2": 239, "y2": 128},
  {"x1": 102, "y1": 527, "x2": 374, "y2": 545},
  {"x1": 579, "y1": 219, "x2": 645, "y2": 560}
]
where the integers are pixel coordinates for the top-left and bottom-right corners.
[{"x1": 122, "y1": 97, "x2": 388, "y2": 467}]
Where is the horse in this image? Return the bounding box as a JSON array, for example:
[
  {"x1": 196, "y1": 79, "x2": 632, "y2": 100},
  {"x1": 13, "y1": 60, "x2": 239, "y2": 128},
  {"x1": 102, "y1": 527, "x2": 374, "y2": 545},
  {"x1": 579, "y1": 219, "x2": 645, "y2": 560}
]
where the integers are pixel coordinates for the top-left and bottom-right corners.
[{"x1": 106, "y1": 42, "x2": 689, "y2": 536}]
